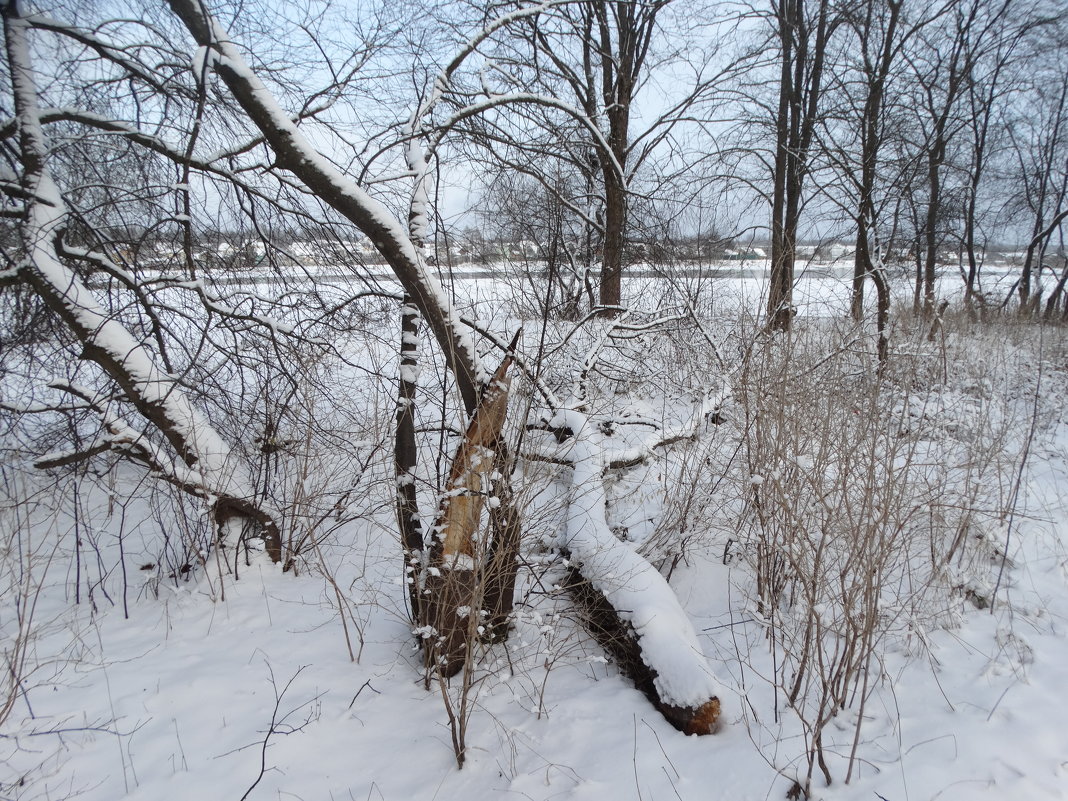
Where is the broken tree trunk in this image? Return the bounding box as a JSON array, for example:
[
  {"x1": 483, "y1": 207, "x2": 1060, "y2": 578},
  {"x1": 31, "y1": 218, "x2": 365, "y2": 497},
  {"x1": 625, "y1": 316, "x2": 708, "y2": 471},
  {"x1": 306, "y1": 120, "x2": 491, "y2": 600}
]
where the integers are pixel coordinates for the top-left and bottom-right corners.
[{"x1": 423, "y1": 335, "x2": 519, "y2": 677}]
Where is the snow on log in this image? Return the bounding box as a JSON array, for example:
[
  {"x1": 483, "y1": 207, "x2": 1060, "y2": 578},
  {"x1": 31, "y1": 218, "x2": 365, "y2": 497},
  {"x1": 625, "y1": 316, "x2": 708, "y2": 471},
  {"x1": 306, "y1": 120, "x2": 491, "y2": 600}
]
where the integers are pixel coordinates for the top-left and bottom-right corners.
[{"x1": 556, "y1": 408, "x2": 722, "y2": 734}]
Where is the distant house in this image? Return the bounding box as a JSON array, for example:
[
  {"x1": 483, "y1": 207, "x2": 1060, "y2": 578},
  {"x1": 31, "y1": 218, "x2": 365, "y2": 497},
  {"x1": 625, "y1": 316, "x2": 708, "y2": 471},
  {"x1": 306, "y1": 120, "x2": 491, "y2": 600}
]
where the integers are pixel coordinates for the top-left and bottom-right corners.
[
  {"x1": 508, "y1": 240, "x2": 541, "y2": 258},
  {"x1": 724, "y1": 246, "x2": 767, "y2": 261},
  {"x1": 814, "y1": 242, "x2": 854, "y2": 262}
]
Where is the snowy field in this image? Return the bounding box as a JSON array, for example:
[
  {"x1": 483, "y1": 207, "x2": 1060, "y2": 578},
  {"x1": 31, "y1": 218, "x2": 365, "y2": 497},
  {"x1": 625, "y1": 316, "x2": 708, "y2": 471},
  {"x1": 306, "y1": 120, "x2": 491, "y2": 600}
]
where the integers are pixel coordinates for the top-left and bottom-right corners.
[{"x1": 3, "y1": 267, "x2": 1067, "y2": 801}]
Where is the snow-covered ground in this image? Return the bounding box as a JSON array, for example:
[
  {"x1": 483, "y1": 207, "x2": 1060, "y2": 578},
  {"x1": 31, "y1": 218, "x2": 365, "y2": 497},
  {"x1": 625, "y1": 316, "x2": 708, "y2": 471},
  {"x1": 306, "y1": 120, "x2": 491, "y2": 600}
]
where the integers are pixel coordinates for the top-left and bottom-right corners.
[{"x1": 3, "y1": 269, "x2": 1067, "y2": 801}]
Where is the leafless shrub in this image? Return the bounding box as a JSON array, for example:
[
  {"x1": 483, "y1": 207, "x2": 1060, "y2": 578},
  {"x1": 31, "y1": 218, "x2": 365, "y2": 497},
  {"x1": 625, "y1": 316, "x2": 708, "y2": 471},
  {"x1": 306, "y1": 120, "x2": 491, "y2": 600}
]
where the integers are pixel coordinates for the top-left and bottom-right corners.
[
  {"x1": 731, "y1": 318, "x2": 1029, "y2": 795},
  {"x1": 0, "y1": 464, "x2": 74, "y2": 738}
]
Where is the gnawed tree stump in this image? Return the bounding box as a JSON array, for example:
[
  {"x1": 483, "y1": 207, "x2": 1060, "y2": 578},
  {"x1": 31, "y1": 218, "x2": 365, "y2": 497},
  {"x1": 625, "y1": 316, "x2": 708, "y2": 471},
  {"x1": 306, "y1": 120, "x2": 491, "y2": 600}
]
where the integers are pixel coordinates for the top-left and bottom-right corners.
[
  {"x1": 421, "y1": 557, "x2": 480, "y2": 677},
  {"x1": 423, "y1": 335, "x2": 519, "y2": 677}
]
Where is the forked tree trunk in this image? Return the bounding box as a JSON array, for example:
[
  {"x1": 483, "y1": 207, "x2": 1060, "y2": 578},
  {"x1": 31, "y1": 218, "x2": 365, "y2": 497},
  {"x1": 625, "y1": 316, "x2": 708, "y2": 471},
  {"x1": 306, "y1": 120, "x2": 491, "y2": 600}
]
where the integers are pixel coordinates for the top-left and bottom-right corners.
[
  {"x1": 768, "y1": 0, "x2": 833, "y2": 333},
  {"x1": 1044, "y1": 257, "x2": 1068, "y2": 320},
  {"x1": 4, "y1": 0, "x2": 281, "y2": 561},
  {"x1": 849, "y1": 0, "x2": 901, "y2": 334}
]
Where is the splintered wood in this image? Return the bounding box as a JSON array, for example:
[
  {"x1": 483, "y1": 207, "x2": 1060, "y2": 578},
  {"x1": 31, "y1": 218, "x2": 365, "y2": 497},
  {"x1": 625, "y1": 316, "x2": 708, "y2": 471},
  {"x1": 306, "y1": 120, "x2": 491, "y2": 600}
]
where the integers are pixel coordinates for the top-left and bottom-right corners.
[
  {"x1": 432, "y1": 339, "x2": 515, "y2": 561},
  {"x1": 424, "y1": 336, "x2": 517, "y2": 676}
]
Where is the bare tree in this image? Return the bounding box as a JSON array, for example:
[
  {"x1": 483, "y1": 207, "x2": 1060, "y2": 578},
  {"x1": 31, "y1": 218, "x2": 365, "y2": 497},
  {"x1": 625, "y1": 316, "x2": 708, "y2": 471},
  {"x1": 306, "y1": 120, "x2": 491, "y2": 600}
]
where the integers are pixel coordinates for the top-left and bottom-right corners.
[
  {"x1": 840, "y1": 0, "x2": 921, "y2": 360},
  {"x1": 447, "y1": 0, "x2": 740, "y2": 312},
  {"x1": 1007, "y1": 23, "x2": 1068, "y2": 314},
  {"x1": 903, "y1": 0, "x2": 1021, "y2": 317},
  {"x1": 957, "y1": 5, "x2": 1037, "y2": 313},
  {"x1": 811, "y1": 0, "x2": 961, "y2": 360},
  {"x1": 766, "y1": 0, "x2": 839, "y2": 331}
]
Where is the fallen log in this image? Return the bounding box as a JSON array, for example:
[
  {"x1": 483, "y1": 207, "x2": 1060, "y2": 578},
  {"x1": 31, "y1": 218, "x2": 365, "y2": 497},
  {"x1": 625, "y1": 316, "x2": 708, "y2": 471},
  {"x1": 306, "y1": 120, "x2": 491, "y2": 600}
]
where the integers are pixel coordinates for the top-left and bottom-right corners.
[{"x1": 556, "y1": 408, "x2": 722, "y2": 734}]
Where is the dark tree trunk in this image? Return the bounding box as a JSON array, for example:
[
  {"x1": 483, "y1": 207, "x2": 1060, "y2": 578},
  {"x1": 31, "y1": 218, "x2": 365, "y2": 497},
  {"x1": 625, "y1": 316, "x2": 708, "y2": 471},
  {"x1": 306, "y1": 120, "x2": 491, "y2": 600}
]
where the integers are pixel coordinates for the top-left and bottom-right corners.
[
  {"x1": 482, "y1": 446, "x2": 522, "y2": 641},
  {"x1": 1043, "y1": 257, "x2": 1068, "y2": 320},
  {"x1": 768, "y1": 0, "x2": 833, "y2": 332},
  {"x1": 768, "y1": 0, "x2": 796, "y2": 330},
  {"x1": 850, "y1": 0, "x2": 901, "y2": 331},
  {"x1": 922, "y1": 148, "x2": 942, "y2": 318},
  {"x1": 589, "y1": 0, "x2": 658, "y2": 311},
  {"x1": 396, "y1": 298, "x2": 424, "y2": 621},
  {"x1": 600, "y1": 169, "x2": 626, "y2": 309}
]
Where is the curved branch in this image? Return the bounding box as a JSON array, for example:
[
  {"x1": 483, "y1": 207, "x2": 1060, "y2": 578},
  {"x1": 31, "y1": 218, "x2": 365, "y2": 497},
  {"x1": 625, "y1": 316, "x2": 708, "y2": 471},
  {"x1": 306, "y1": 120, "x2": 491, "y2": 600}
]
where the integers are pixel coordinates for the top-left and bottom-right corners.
[{"x1": 168, "y1": 0, "x2": 484, "y2": 413}]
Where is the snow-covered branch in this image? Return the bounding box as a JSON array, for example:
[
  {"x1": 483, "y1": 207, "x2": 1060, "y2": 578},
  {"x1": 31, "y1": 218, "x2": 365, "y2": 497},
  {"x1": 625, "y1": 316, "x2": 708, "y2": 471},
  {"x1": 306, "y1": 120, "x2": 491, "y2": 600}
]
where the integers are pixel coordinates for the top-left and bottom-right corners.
[
  {"x1": 167, "y1": 0, "x2": 486, "y2": 413},
  {"x1": 3, "y1": 1, "x2": 281, "y2": 559}
]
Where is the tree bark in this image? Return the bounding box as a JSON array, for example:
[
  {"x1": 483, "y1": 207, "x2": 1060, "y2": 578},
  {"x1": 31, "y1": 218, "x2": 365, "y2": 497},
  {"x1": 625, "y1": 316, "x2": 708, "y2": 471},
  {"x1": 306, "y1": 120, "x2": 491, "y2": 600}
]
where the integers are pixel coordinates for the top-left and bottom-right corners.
[
  {"x1": 768, "y1": 0, "x2": 833, "y2": 332},
  {"x1": 396, "y1": 299, "x2": 424, "y2": 620},
  {"x1": 600, "y1": 169, "x2": 626, "y2": 309},
  {"x1": 849, "y1": 0, "x2": 901, "y2": 334},
  {"x1": 768, "y1": 0, "x2": 795, "y2": 330},
  {"x1": 922, "y1": 145, "x2": 942, "y2": 318},
  {"x1": 424, "y1": 343, "x2": 517, "y2": 677}
]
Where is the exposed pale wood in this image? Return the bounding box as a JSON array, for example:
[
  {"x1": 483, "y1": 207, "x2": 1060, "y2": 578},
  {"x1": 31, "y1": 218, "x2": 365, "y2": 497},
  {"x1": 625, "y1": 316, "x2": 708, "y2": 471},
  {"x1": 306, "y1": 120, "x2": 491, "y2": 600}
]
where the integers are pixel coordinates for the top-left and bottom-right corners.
[
  {"x1": 424, "y1": 334, "x2": 520, "y2": 676},
  {"x1": 432, "y1": 334, "x2": 518, "y2": 560}
]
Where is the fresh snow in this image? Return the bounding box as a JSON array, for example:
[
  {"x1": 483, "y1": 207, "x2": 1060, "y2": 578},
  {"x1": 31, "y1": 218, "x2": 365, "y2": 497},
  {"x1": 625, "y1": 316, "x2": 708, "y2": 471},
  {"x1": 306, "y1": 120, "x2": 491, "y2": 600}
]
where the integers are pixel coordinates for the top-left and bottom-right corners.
[{"x1": 3, "y1": 271, "x2": 1068, "y2": 801}]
